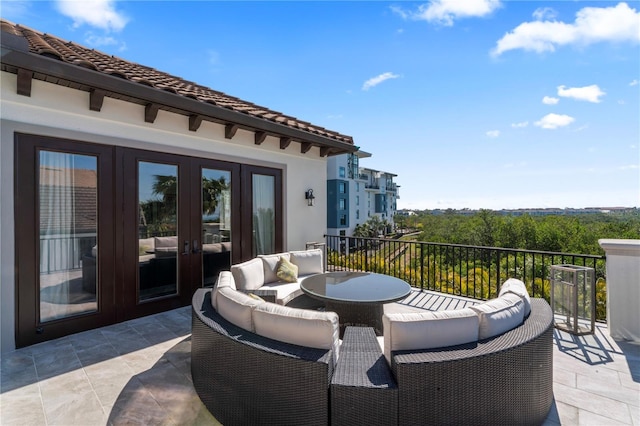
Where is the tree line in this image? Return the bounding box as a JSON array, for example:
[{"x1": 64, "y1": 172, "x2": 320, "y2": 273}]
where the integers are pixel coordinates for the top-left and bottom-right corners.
[{"x1": 394, "y1": 209, "x2": 640, "y2": 255}]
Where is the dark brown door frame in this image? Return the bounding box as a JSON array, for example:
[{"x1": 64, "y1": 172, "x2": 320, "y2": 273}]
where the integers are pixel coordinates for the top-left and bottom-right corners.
[
  {"x1": 240, "y1": 164, "x2": 284, "y2": 261},
  {"x1": 14, "y1": 133, "x2": 116, "y2": 348},
  {"x1": 15, "y1": 135, "x2": 284, "y2": 347}
]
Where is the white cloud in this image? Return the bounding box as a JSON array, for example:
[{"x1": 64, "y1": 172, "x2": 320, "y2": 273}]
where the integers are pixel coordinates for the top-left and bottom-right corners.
[
  {"x1": 486, "y1": 130, "x2": 500, "y2": 138},
  {"x1": 362, "y1": 72, "x2": 400, "y2": 91},
  {"x1": 630, "y1": 79, "x2": 639, "y2": 86},
  {"x1": 542, "y1": 96, "x2": 559, "y2": 105},
  {"x1": 393, "y1": 0, "x2": 501, "y2": 26},
  {"x1": 534, "y1": 113, "x2": 575, "y2": 129},
  {"x1": 492, "y1": 2, "x2": 640, "y2": 56},
  {"x1": 532, "y1": 7, "x2": 558, "y2": 21},
  {"x1": 557, "y1": 84, "x2": 606, "y2": 103},
  {"x1": 84, "y1": 33, "x2": 126, "y2": 51},
  {"x1": 511, "y1": 121, "x2": 529, "y2": 128},
  {"x1": 619, "y1": 164, "x2": 639, "y2": 170},
  {"x1": 55, "y1": 0, "x2": 128, "y2": 32}
]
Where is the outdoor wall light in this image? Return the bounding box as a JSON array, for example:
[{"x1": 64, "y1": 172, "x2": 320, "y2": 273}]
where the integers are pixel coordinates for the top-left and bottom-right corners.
[{"x1": 305, "y1": 189, "x2": 315, "y2": 206}]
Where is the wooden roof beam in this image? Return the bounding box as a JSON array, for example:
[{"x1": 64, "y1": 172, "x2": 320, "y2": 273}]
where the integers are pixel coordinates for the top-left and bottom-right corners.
[
  {"x1": 320, "y1": 147, "x2": 331, "y2": 157},
  {"x1": 254, "y1": 131, "x2": 267, "y2": 145},
  {"x1": 225, "y1": 123, "x2": 239, "y2": 139},
  {"x1": 17, "y1": 68, "x2": 32, "y2": 96},
  {"x1": 300, "y1": 142, "x2": 313, "y2": 154},
  {"x1": 280, "y1": 137, "x2": 292, "y2": 150},
  {"x1": 189, "y1": 114, "x2": 203, "y2": 132},
  {"x1": 89, "y1": 89, "x2": 105, "y2": 111},
  {"x1": 145, "y1": 103, "x2": 160, "y2": 123}
]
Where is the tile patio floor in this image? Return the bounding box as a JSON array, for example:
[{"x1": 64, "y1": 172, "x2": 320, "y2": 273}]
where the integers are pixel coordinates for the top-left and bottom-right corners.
[{"x1": 1, "y1": 289, "x2": 638, "y2": 425}]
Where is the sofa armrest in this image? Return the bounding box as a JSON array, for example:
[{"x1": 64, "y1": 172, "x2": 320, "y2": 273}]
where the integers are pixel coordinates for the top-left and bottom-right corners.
[{"x1": 238, "y1": 288, "x2": 277, "y2": 304}]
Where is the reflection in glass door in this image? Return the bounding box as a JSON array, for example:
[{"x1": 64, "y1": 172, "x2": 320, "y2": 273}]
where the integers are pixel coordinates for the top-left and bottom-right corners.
[
  {"x1": 252, "y1": 174, "x2": 276, "y2": 256},
  {"x1": 137, "y1": 162, "x2": 179, "y2": 301},
  {"x1": 200, "y1": 168, "x2": 232, "y2": 286},
  {"x1": 39, "y1": 151, "x2": 98, "y2": 321}
]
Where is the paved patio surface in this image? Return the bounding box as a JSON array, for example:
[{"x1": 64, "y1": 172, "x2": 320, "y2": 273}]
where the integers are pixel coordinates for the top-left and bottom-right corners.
[{"x1": 1, "y1": 289, "x2": 638, "y2": 425}]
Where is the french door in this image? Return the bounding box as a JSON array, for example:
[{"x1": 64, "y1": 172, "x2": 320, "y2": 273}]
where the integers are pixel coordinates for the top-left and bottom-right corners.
[
  {"x1": 15, "y1": 134, "x2": 282, "y2": 347},
  {"x1": 118, "y1": 149, "x2": 242, "y2": 319},
  {"x1": 15, "y1": 134, "x2": 116, "y2": 347}
]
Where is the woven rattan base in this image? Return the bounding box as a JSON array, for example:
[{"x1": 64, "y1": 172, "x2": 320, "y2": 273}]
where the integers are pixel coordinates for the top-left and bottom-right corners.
[{"x1": 331, "y1": 327, "x2": 397, "y2": 426}]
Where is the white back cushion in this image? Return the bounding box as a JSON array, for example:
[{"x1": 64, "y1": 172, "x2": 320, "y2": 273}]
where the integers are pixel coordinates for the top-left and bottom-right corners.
[
  {"x1": 290, "y1": 249, "x2": 324, "y2": 275},
  {"x1": 499, "y1": 278, "x2": 531, "y2": 316},
  {"x1": 253, "y1": 303, "x2": 340, "y2": 361},
  {"x1": 211, "y1": 271, "x2": 236, "y2": 310},
  {"x1": 154, "y1": 236, "x2": 178, "y2": 249},
  {"x1": 231, "y1": 258, "x2": 265, "y2": 291},
  {"x1": 470, "y1": 293, "x2": 525, "y2": 340},
  {"x1": 215, "y1": 286, "x2": 264, "y2": 332},
  {"x1": 259, "y1": 253, "x2": 290, "y2": 283},
  {"x1": 382, "y1": 308, "x2": 479, "y2": 363}
]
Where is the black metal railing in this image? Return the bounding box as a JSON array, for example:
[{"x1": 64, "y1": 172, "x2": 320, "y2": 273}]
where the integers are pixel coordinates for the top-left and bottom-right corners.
[{"x1": 325, "y1": 235, "x2": 607, "y2": 321}]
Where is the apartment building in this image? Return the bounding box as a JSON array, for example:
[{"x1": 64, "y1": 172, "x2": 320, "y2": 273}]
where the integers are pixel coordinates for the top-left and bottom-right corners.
[{"x1": 327, "y1": 151, "x2": 399, "y2": 239}]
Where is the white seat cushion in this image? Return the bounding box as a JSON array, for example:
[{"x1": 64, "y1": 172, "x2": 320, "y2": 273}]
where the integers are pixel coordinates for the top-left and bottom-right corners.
[
  {"x1": 470, "y1": 293, "x2": 525, "y2": 340},
  {"x1": 499, "y1": 278, "x2": 531, "y2": 316},
  {"x1": 382, "y1": 308, "x2": 479, "y2": 363},
  {"x1": 211, "y1": 271, "x2": 236, "y2": 309},
  {"x1": 231, "y1": 258, "x2": 265, "y2": 291},
  {"x1": 259, "y1": 253, "x2": 290, "y2": 284},
  {"x1": 256, "y1": 281, "x2": 303, "y2": 305},
  {"x1": 290, "y1": 249, "x2": 323, "y2": 275},
  {"x1": 253, "y1": 303, "x2": 340, "y2": 364},
  {"x1": 215, "y1": 286, "x2": 264, "y2": 332}
]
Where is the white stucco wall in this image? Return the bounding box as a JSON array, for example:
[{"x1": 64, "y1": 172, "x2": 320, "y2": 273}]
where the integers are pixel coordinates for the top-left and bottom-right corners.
[
  {"x1": 598, "y1": 239, "x2": 640, "y2": 342},
  {"x1": 1, "y1": 72, "x2": 331, "y2": 351}
]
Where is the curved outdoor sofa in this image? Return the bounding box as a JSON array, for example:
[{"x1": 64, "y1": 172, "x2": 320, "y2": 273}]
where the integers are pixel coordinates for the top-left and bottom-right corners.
[
  {"x1": 192, "y1": 275, "x2": 553, "y2": 426},
  {"x1": 191, "y1": 288, "x2": 335, "y2": 426},
  {"x1": 388, "y1": 297, "x2": 554, "y2": 426}
]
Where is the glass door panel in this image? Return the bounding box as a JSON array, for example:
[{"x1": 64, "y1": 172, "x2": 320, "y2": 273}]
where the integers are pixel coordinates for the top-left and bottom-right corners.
[
  {"x1": 138, "y1": 161, "x2": 179, "y2": 301},
  {"x1": 38, "y1": 150, "x2": 98, "y2": 322},
  {"x1": 252, "y1": 174, "x2": 276, "y2": 256},
  {"x1": 201, "y1": 168, "x2": 232, "y2": 286}
]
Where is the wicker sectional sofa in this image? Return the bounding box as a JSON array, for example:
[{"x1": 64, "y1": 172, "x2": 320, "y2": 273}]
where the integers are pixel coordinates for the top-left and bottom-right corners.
[{"x1": 191, "y1": 269, "x2": 553, "y2": 426}]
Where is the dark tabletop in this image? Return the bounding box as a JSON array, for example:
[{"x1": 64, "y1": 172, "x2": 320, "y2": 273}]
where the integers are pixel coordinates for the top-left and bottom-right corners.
[{"x1": 300, "y1": 272, "x2": 411, "y2": 304}]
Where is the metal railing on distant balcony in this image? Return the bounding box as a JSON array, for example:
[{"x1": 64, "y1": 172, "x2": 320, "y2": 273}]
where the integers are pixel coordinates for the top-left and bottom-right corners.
[{"x1": 324, "y1": 235, "x2": 607, "y2": 321}]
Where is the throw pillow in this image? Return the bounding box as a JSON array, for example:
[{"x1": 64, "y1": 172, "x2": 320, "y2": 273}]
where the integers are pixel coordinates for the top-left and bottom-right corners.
[
  {"x1": 248, "y1": 293, "x2": 265, "y2": 302},
  {"x1": 276, "y1": 257, "x2": 299, "y2": 283}
]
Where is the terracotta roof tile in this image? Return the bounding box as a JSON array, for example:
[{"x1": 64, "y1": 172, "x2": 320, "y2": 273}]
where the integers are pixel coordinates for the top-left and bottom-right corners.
[{"x1": 0, "y1": 19, "x2": 354, "y2": 146}]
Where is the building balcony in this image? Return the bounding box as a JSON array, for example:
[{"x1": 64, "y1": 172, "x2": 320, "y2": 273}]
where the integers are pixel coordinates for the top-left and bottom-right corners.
[{"x1": 1, "y1": 238, "x2": 638, "y2": 425}]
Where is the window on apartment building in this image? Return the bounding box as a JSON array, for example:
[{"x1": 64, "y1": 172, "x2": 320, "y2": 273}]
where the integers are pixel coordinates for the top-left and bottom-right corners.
[
  {"x1": 356, "y1": 195, "x2": 359, "y2": 206},
  {"x1": 339, "y1": 199, "x2": 346, "y2": 210},
  {"x1": 339, "y1": 167, "x2": 345, "y2": 178},
  {"x1": 340, "y1": 215, "x2": 347, "y2": 226},
  {"x1": 355, "y1": 182, "x2": 360, "y2": 192},
  {"x1": 339, "y1": 182, "x2": 346, "y2": 194},
  {"x1": 356, "y1": 210, "x2": 360, "y2": 219},
  {"x1": 347, "y1": 153, "x2": 358, "y2": 179}
]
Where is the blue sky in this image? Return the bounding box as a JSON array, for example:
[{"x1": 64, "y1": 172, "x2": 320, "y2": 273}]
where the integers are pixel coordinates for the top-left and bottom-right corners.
[{"x1": 2, "y1": 0, "x2": 639, "y2": 210}]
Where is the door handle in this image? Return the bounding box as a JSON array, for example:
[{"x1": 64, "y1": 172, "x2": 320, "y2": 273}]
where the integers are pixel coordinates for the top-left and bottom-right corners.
[
  {"x1": 182, "y1": 240, "x2": 190, "y2": 255},
  {"x1": 192, "y1": 239, "x2": 201, "y2": 254}
]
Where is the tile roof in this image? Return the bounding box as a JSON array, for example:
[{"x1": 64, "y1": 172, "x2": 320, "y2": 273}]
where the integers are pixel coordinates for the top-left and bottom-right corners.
[{"x1": 0, "y1": 19, "x2": 355, "y2": 150}]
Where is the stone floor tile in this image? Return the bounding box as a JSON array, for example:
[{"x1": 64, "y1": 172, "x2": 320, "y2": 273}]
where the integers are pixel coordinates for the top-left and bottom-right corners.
[
  {"x1": 554, "y1": 382, "x2": 633, "y2": 424},
  {"x1": 108, "y1": 380, "x2": 171, "y2": 426},
  {"x1": 553, "y1": 365, "x2": 577, "y2": 387},
  {"x1": 74, "y1": 341, "x2": 121, "y2": 367},
  {"x1": 551, "y1": 400, "x2": 579, "y2": 425},
  {"x1": 578, "y1": 408, "x2": 633, "y2": 425},
  {"x1": 577, "y1": 371, "x2": 640, "y2": 407},
  {"x1": 0, "y1": 384, "x2": 47, "y2": 425},
  {"x1": 33, "y1": 344, "x2": 81, "y2": 380},
  {"x1": 0, "y1": 352, "x2": 37, "y2": 392}
]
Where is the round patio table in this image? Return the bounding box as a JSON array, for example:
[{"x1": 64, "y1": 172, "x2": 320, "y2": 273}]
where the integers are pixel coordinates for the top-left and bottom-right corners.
[{"x1": 300, "y1": 271, "x2": 411, "y2": 335}]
